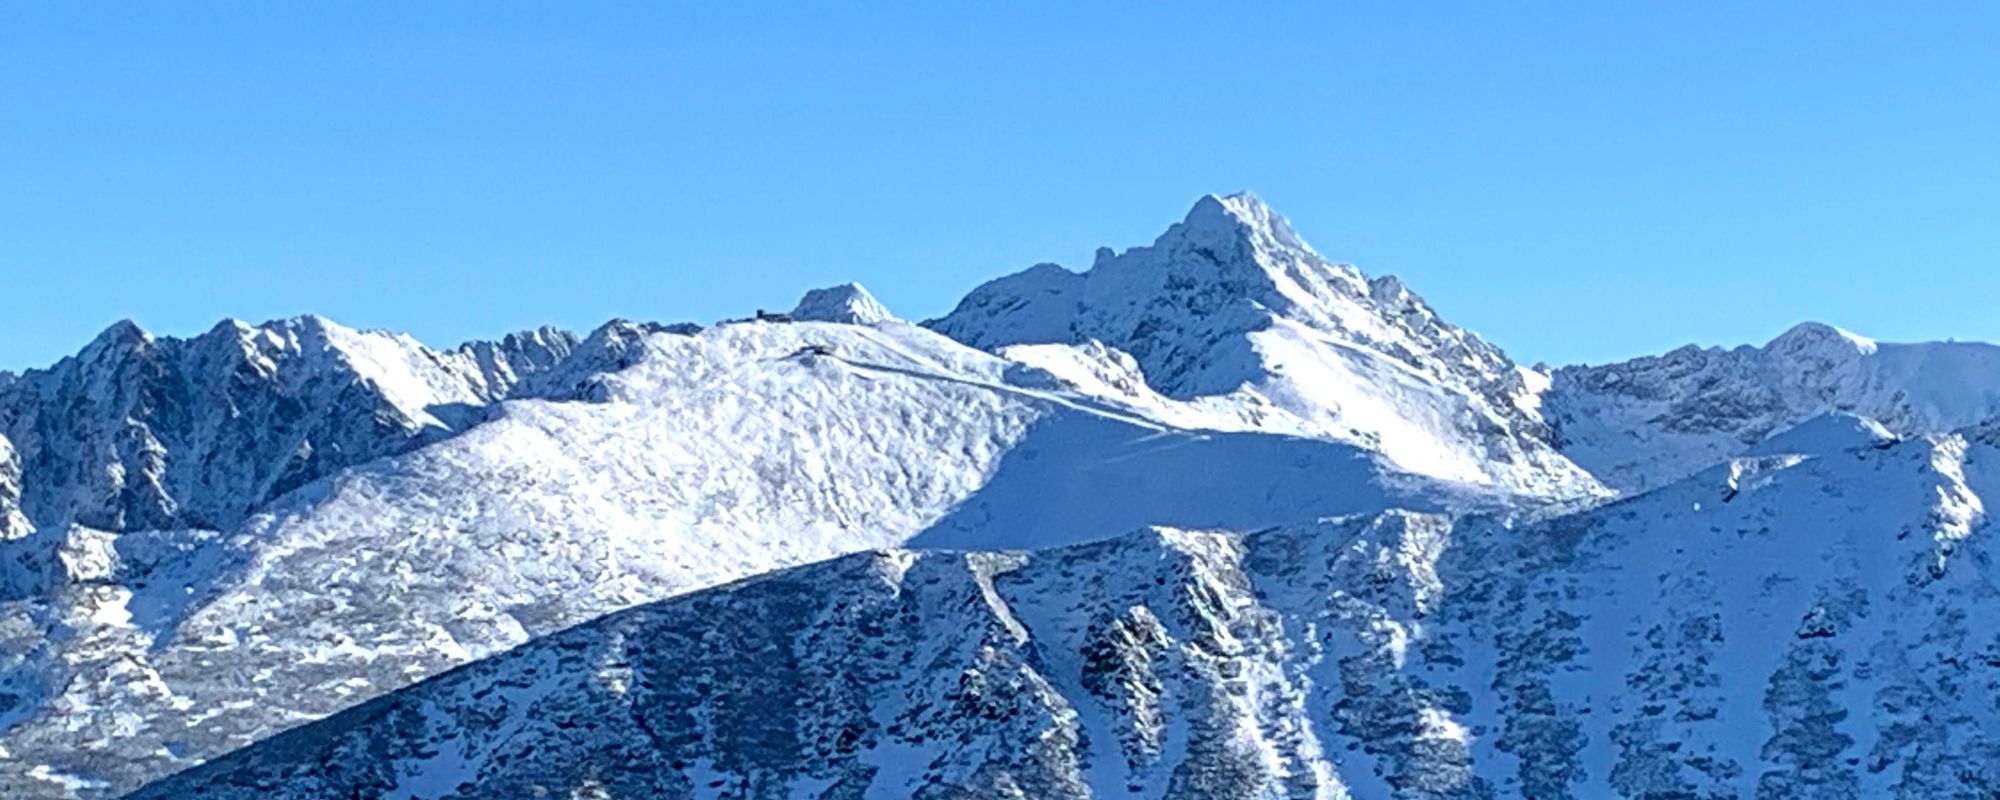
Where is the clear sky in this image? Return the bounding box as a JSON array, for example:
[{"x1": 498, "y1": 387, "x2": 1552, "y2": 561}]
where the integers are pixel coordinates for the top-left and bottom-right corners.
[{"x1": 4, "y1": 3, "x2": 1997, "y2": 371}]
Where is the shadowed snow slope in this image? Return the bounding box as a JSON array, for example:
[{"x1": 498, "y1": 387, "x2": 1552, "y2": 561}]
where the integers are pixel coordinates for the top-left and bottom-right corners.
[
  {"x1": 1547, "y1": 321, "x2": 2000, "y2": 493},
  {"x1": 928, "y1": 192, "x2": 1604, "y2": 499},
  {"x1": 0, "y1": 305, "x2": 1502, "y2": 799},
  {"x1": 130, "y1": 423, "x2": 2000, "y2": 799},
  {"x1": 1746, "y1": 411, "x2": 1896, "y2": 457}
]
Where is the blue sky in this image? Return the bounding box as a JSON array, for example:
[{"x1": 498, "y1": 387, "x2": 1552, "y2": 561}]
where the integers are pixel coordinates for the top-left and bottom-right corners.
[{"x1": 3, "y1": 3, "x2": 1996, "y2": 370}]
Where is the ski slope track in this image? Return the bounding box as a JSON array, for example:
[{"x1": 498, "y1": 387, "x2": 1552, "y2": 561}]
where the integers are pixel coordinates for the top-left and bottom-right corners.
[{"x1": 4, "y1": 193, "x2": 2000, "y2": 799}]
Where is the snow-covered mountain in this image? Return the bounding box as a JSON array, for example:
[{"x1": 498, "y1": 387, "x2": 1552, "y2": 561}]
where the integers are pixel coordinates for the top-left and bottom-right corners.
[
  {"x1": 928, "y1": 192, "x2": 1602, "y2": 499},
  {"x1": 1545, "y1": 321, "x2": 2000, "y2": 493},
  {"x1": 7, "y1": 191, "x2": 2000, "y2": 800},
  {"x1": 0, "y1": 282, "x2": 1526, "y2": 799},
  {"x1": 126, "y1": 422, "x2": 2000, "y2": 799}
]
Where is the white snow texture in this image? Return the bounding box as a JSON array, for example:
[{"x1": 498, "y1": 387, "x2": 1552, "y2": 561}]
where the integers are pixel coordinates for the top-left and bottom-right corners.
[{"x1": 5, "y1": 193, "x2": 2000, "y2": 800}]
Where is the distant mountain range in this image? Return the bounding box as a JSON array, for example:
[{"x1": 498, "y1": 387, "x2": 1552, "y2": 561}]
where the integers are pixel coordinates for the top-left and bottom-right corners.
[{"x1": 5, "y1": 194, "x2": 1999, "y2": 799}]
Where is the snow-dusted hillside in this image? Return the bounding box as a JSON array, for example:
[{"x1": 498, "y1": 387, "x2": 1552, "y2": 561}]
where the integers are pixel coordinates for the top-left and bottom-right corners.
[
  {"x1": 1547, "y1": 321, "x2": 2000, "y2": 493},
  {"x1": 929, "y1": 193, "x2": 1602, "y2": 499},
  {"x1": 0, "y1": 287, "x2": 1515, "y2": 799},
  {"x1": 128, "y1": 422, "x2": 2000, "y2": 799}
]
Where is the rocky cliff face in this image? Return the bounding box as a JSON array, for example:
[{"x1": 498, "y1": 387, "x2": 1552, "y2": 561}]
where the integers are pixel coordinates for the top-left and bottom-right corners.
[
  {"x1": 0, "y1": 433, "x2": 26, "y2": 540},
  {"x1": 129, "y1": 423, "x2": 2000, "y2": 799},
  {"x1": 0, "y1": 316, "x2": 582, "y2": 534}
]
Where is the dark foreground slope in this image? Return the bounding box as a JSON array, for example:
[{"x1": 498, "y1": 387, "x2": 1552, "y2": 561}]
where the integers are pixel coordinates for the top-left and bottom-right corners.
[{"x1": 130, "y1": 425, "x2": 2000, "y2": 799}]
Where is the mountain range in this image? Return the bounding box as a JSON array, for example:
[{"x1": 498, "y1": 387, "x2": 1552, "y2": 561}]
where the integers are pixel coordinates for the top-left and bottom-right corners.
[{"x1": 4, "y1": 193, "x2": 1998, "y2": 799}]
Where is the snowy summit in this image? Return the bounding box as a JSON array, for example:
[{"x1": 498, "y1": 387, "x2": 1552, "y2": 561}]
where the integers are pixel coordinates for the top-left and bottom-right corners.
[
  {"x1": 930, "y1": 191, "x2": 1603, "y2": 497},
  {"x1": 790, "y1": 282, "x2": 897, "y2": 325}
]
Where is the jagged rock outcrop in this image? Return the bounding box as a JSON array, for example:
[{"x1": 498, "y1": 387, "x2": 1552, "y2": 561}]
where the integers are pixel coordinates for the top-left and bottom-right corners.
[
  {"x1": 508, "y1": 318, "x2": 699, "y2": 402},
  {"x1": 0, "y1": 316, "x2": 580, "y2": 534},
  {"x1": 0, "y1": 433, "x2": 27, "y2": 540},
  {"x1": 453, "y1": 324, "x2": 582, "y2": 398}
]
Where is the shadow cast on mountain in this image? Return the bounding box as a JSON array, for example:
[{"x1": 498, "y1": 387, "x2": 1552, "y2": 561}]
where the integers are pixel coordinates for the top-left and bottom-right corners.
[{"x1": 908, "y1": 411, "x2": 1476, "y2": 551}]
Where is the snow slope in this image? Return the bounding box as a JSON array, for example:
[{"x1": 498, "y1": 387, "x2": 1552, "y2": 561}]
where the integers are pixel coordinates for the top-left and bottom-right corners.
[
  {"x1": 0, "y1": 288, "x2": 1508, "y2": 800},
  {"x1": 1548, "y1": 321, "x2": 2000, "y2": 493},
  {"x1": 928, "y1": 192, "x2": 1604, "y2": 499},
  {"x1": 1746, "y1": 411, "x2": 1897, "y2": 458},
  {"x1": 129, "y1": 423, "x2": 2000, "y2": 799}
]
